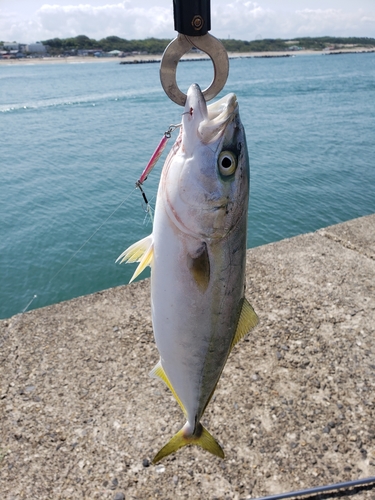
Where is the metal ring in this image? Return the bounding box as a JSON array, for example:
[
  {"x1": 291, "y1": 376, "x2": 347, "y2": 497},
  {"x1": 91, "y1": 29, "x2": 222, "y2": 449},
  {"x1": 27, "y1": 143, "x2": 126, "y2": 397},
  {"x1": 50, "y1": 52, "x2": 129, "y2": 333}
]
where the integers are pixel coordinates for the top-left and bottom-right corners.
[{"x1": 159, "y1": 33, "x2": 229, "y2": 106}]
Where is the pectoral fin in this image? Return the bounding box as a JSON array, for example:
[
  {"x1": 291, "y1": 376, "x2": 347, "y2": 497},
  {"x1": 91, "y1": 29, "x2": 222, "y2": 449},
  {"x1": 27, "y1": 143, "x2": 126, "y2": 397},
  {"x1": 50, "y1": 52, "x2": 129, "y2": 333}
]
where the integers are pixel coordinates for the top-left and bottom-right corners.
[
  {"x1": 149, "y1": 361, "x2": 187, "y2": 416},
  {"x1": 116, "y1": 234, "x2": 153, "y2": 282},
  {"x1": 231, "y1": 297, "x2": 259, "y2": 349},
  {"x1": 187, "y1": 242, "x2": 210, "y2": 292}
]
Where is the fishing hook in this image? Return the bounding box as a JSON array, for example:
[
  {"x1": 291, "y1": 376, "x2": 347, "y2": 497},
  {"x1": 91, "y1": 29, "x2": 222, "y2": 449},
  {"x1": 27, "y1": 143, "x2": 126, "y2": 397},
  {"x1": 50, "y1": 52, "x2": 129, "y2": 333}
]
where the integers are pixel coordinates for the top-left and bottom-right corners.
[{"x1": 160, "y1": 0, "x2": 229, "y2": 106}]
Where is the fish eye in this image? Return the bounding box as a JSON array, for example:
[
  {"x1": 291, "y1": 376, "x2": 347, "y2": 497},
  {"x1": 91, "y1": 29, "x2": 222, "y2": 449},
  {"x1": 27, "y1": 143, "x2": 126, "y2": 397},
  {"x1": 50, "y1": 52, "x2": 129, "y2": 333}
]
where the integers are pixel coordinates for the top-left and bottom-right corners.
[{"x1": 218, "y1": 151, "x2": 237, "y2": 176}]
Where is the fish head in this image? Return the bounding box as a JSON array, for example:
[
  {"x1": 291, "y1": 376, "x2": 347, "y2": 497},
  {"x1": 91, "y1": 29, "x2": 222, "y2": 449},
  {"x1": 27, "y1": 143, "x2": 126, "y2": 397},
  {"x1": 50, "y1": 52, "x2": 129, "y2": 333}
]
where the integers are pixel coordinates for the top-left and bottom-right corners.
[{"x1": 162, "y1": 83, "x2": 249, "y2": 239}]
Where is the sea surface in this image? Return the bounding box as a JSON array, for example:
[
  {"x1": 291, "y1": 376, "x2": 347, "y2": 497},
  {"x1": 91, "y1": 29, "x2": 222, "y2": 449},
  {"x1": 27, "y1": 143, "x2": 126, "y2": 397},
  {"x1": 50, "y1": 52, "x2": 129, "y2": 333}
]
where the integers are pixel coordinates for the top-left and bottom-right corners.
[{"x1": 1, "y1": 53, "x2": 375, "y2": 319}]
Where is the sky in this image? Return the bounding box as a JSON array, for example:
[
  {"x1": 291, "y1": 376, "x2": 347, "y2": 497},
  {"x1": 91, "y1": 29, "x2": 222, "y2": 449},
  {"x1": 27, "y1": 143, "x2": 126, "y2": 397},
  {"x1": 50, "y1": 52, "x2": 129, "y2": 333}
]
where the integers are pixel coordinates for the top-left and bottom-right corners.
[{"x1": 1, "y1": 0, "x2": 375, "y2": 44}]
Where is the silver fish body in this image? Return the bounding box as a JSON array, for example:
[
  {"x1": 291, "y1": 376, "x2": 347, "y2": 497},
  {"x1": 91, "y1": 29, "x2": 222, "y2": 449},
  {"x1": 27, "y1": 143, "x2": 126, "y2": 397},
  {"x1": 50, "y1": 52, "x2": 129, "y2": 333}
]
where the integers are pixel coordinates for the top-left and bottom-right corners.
[{"x1": 118, "y1": 83, "x2": 258, "y2": 462}]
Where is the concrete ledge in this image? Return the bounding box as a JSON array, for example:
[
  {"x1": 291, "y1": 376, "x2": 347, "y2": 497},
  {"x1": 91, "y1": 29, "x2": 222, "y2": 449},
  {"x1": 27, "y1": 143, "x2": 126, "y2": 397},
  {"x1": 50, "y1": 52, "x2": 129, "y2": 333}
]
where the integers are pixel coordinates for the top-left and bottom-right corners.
[{"x1": 1, "y1": 214, "x2": 374, "y2": 499}]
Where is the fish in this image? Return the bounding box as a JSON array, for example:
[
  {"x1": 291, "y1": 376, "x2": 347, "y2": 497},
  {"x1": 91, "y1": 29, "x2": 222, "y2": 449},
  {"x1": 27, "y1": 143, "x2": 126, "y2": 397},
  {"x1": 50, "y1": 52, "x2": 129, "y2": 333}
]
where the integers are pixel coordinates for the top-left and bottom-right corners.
[{"x1": 117, "y1": 83, "x2": 258, "y2": 463}]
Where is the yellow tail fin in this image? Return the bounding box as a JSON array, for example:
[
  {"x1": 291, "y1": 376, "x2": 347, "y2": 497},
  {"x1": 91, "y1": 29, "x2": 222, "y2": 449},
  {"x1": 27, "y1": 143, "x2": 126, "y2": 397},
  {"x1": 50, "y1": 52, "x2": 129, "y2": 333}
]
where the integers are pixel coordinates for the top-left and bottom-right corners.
[{"x1": 152, "y1": 423, "x2": 224, "y2": 464}]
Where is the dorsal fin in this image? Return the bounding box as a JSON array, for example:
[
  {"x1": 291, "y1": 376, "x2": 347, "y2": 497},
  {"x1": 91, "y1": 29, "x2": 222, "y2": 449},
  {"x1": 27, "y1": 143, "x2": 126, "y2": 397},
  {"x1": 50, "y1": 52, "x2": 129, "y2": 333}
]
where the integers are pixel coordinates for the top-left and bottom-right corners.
[{"x1": 231, "y1": 298, "x2": 259, "y2": 349}]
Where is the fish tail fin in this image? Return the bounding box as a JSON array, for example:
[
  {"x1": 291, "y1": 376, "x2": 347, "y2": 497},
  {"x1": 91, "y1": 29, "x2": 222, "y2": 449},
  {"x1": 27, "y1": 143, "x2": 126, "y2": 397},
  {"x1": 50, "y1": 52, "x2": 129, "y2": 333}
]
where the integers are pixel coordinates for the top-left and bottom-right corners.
[{"x1": 152, "y1": 422, "x2": 224, "y2": 464}]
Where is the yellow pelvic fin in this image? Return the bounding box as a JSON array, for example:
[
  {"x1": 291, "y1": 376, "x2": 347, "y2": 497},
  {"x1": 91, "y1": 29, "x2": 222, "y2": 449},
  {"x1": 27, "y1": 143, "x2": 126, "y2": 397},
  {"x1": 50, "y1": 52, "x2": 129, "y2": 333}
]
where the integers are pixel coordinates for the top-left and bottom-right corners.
[
  {"x1": 116, "y1": 234, "x2": 153, "y2": 283},
  {"x1": 152, "y1": 422, "x2": 224, "y2": 464},
  {"x1": 231, "y1": 297, "x2": 259, "y2": 349},
  {"x1": 149, "y1": 361, "x2": 187, "y2": 417}
]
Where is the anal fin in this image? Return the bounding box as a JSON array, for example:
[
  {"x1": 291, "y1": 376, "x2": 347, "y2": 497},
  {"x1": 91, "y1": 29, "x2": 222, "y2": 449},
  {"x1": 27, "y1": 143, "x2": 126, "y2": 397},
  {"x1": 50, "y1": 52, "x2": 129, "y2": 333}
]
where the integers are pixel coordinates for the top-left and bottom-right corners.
[
  {"x1": 231, "y1": 297, "x2": 259, "y2": 349},
  {"x1": 150, "y1": 361, "x2": 187, "y2": 416}
]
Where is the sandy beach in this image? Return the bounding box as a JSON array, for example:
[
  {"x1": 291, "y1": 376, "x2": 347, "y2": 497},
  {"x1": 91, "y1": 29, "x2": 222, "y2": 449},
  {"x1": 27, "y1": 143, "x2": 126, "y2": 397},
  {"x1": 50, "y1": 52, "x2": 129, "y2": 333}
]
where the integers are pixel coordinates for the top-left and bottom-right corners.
[{"x1": 1, "y1": 47, "x2": 374, "y2": 66}]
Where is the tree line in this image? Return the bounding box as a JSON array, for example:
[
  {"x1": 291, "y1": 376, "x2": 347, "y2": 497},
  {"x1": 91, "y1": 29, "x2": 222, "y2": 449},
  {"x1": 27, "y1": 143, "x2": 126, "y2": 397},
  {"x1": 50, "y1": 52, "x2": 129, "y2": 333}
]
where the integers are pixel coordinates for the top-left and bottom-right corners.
[
  {"x1": 41, "y1": 35, "x2": 375, "y2": 55},
  {"x1": 40, "y1": 36, "x2": 170, "y2": 55}
]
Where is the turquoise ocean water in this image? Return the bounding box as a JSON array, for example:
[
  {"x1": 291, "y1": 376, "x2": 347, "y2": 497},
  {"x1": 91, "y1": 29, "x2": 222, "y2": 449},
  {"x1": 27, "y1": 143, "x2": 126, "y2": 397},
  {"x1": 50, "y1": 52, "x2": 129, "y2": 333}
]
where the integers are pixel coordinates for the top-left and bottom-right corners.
[{"x1": 1, "y1": 53, "x2": 375, "y2": 319}]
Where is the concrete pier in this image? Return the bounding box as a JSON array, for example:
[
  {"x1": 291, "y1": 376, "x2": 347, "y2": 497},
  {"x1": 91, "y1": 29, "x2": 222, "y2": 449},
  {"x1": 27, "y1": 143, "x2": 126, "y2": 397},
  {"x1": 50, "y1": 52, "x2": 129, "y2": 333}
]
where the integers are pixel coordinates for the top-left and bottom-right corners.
[{"x1": 1, "y1": 214, "x2": 374, "y2": 499}]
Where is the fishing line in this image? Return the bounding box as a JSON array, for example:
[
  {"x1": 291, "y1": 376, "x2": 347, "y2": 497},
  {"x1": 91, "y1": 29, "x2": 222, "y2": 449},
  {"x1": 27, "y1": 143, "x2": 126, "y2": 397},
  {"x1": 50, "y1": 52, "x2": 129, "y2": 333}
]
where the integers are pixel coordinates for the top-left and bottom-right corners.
[
  {"x1": 5, "y1": 122, "x2": 180, "y2": 329},
  {"x1": 1, "y1": 294, "x2": 40, "y2": 346},
  {"x1": 22, "y1": 294, "x2": 38, "y2": 313},
  {"x1": 3, "y1": 187, "x2": 137, "y2": 330},
  {"x1": 47, "y1": 188, "x2": 137, "y2": 286}
]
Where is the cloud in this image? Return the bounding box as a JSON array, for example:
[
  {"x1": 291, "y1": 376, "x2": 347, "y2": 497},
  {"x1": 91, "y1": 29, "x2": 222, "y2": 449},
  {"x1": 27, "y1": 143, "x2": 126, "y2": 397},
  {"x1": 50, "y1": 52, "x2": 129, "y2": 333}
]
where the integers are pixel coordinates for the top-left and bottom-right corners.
[
  {"x1": 211, "y1": 2, "x2": 375, "y2": 39},
  {"x1": 37, "y1": 2, "x2": 174, "y2": 40},
  {"x1": 294, "y1": 8, "x2": 363, "y2": 36},
  {"x1": 0, "y1": 2, "x2": 174, "y2": 43},
  {"x1": 0, "y1": 8, "x2": 40, "y2": 43},
  {"x1": 1, "y1": 1, "x2": 375, "y2": 44}
]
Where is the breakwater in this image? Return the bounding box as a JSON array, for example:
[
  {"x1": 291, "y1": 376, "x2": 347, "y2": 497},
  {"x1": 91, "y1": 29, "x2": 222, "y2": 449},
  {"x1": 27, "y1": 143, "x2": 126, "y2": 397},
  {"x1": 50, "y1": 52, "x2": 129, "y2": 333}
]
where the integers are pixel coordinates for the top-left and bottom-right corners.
[{"x1": 1, "y1": 214, "x2": 374, "y2": 499}]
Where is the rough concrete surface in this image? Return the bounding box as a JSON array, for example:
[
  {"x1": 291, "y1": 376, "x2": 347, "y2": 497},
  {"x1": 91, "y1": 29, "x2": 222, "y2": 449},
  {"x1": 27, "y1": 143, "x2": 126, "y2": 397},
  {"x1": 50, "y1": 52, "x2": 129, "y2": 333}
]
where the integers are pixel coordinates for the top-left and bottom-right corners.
[{"x1": 1, "y1": 214, "x2": 374, "y2": 500}]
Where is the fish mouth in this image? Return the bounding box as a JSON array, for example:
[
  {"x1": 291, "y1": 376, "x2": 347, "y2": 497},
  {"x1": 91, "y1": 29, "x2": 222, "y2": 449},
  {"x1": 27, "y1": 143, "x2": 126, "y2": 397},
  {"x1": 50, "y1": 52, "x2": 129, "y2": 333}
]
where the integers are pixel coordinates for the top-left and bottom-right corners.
[
  {"x1": 184, "y1": 84, "x2": 238, "y2": 145},
  {"x1": 203, "y1": 92, "x2": 238, "y2": 145},
  {"x1": 207, "y1": 92, "x2": 238, "y2": 123}
]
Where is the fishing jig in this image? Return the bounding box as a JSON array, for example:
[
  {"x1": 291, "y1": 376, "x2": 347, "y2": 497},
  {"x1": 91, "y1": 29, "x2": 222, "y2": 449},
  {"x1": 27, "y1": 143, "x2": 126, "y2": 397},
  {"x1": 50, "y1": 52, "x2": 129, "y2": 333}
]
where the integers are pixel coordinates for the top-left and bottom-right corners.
[
  {"x1": 136, "y1": 124, "x2": 180, "y2": 187},
  {"x1": 135, "y1": 123, "x2": 181, "y2": 223}
]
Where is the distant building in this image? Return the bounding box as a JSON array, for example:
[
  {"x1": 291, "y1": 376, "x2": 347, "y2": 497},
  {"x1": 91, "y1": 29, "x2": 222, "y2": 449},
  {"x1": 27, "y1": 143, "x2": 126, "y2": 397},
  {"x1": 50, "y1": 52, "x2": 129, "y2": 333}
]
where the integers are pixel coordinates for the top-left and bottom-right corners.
[
  {"x1": 3, "y1": 42, "x2": 20, "y2": 50},
  {"x1": 0, "y1": 49, "x2": 24, "y2": 59},
  {"x1": 26, "y1": 42, "x2": 47, "y2": 54},
  {"x1": 107, "y1": 50, "x2": 121, "y2": 56}
]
